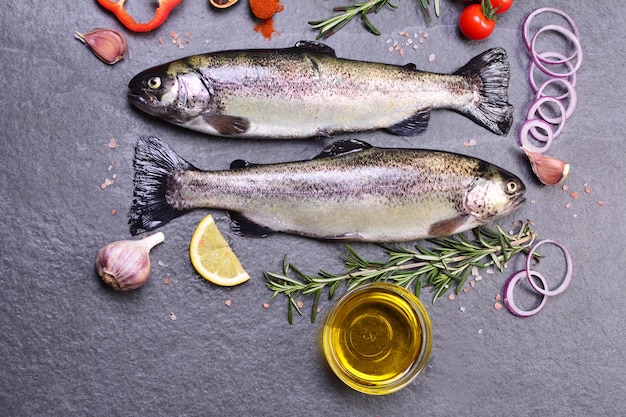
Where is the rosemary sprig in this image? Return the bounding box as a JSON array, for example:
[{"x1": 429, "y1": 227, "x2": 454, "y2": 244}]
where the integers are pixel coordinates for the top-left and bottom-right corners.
[
  {"x1": 309, "y1": 0, "x2": 441, "y2": 39},
  {"x1": 308, "y1": 0, "x2": 398, "y2": 39},
  {"x1": 264, "y1": 222, "x2": 537, "y2": 324}
]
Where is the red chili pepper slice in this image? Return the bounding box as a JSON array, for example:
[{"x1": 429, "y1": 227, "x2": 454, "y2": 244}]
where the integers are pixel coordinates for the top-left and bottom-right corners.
[{"x1": 97, "y1": 0, "x2": 184, "y2": 33}]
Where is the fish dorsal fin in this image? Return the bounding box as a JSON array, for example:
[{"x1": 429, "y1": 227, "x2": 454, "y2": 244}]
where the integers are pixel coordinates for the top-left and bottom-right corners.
[
  {"x1": 386, "y1": 108, "x2": 431, "y2": 136},
  {"x1": 294, "y1": 40, "x2": 337, "y2": 56},
  {"x1": 313, "y1": 139, "x2": 373, "y2": 159}
]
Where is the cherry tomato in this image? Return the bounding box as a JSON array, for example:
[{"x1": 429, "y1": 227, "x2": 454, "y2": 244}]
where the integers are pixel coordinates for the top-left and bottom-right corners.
[
  {"x1": 459, "y1": 4, "x2": 495, "y2": 40},
  {"x1": 490, "y1": 0, "x2": 513, "y2": 14}
]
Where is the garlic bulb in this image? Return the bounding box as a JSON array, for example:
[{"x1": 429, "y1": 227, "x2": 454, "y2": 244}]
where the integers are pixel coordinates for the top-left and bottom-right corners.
[
  {"x1": 95, "y1": 232, "x2": 164, "y2": 291},
  {"x1": 74, "y1": 28, "x2": 127, "y2": 65},
  {"x1": 522, "y1": 147, "x2": 570, "y2": 186}
]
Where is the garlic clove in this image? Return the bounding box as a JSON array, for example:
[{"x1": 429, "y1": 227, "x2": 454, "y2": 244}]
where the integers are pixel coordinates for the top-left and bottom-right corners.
[
  {"x1": 522, "y1": 147, "x2": 570, "y2": 186},
  {"x1": 74, "y1": 28, "x2": 127, "y2": 65},
  {"x1": 95, "y1": 232, "x2": 164, "y2": 291}
]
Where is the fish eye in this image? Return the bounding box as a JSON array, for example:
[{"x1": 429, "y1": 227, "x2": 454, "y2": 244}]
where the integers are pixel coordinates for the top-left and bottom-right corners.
[
  {"x1": 505, "y1": 180, "x2": 519, "y2": 194},
  {"x1": 146, "y1": 77, "x2": 162, "y2": 90}
]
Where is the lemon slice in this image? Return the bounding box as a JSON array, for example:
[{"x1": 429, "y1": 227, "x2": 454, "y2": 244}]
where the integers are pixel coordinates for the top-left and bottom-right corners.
[{"x1": 189, "y1": 214, "x2": 250, "y2": 286}]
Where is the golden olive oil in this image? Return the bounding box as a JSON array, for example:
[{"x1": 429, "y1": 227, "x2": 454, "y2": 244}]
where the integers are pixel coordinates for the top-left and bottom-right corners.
[{"x1": 323, "y1": 283, "x2": 432, "y2": 395}]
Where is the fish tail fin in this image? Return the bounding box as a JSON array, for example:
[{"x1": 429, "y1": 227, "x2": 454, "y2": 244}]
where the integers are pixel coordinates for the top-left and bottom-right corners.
[
  {"x1": 129, "y1": 137, "x2": 195, "y2": 235},
  {"x1": 454, "y1": 47, "x2": 513, "y2": 136}
]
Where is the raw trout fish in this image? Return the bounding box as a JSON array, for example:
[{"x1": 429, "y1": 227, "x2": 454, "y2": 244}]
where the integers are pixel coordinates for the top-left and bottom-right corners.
[
  {"x1": 127, "y1": 41, "x2": 513, "y2": 139},
  {"x1": 129, "y1": 137, "x2": 526, "y2": 242}
]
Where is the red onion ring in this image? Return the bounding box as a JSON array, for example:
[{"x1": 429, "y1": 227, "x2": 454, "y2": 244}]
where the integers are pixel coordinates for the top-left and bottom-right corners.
[
  {"x1": 529, "y1": 51, "x2": 577, "y2": 97},
  {"x1": 525, "y1": 239, "x2": 573, "y2": 297},
  {"x1": 523, "y1": 7, "x2": 581, "y2": 58},
  {"x1": 530, "y1": 25, "x2": 583, "y2": 78},
  {"x1": 519, "y1": 119, "x2": 554, "y2": 153},
  {"x1": 521, "y1": 7, "x2": 581, "y2": 185},
  {"x1": 535, "y1": 78, "x2": 577, "y2": 123},
  {"x1": 526, "y1": 96, "x2": 566, "y2": 140},
  {"x1": 503, "y1": 269, "x2": 549, "y2": 318}
]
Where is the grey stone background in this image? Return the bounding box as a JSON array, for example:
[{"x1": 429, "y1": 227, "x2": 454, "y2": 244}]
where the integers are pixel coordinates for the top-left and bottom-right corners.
[{"x1": 1, "y1": 1, "x2": 623, "y2": 415}]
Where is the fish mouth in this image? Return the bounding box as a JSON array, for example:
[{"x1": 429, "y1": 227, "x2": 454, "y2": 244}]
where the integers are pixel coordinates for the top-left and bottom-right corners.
[
  {"x1": 128, "y1": 91, "x2": 147, "y2": 107},
  {"x1": 509, "y1": 196, "x2": 527, "y2": 211},
  {"x1": 127, "y1": 91, "x2": 164, "y2": 117}
]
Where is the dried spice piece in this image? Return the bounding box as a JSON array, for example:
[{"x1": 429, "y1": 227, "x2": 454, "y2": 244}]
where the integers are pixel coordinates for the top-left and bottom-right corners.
[
  {"x1": 209, "y1": 0, "x2": 239, "y2": 9},
  {"x1": 74, "y1": 28, "x2": 127, "y2": 65}
]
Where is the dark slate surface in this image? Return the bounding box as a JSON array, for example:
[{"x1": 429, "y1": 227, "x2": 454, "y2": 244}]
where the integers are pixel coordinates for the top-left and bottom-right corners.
[{"x1": 1, "y1": 1, "x2": 624, "y2": 416}]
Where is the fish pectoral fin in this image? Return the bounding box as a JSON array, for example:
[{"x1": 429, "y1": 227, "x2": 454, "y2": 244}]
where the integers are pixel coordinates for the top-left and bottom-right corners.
[
  {"x1": 428, "y1": 215, "x2": 470, "y2": 237},
  {"x1": 386, "y1": 109, "x2": 431, "y2": 136},
  {"x1": 313, "y1": 139, "x2": 373, "y2": 160},
  {"x1": 203, "y1": 114, "x2": 250, "y2": 136},
  {"x1": 229, "y1": 212, "x2": 274, "y2": 238},
  {"x1": 294, "y1": 40, "x2": 336, "y2": 56}
]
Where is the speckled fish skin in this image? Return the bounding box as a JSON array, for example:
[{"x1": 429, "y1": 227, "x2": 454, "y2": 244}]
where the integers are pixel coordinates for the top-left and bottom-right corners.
[
  {"x1": 127, "y1": 42, "x2": 513, "y2": 139},
  {"x1": 129, "y1": 138, "x2": 526, "y2": 241}
]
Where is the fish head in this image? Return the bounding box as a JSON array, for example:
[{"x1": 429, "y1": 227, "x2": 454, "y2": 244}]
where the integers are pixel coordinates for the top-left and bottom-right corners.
[
  {"x1": 465, "y1": 165, "x2": 526, "y2": 224},
  {"x1": 128, "y1": 63, "x2": 213, "y2": 124}
]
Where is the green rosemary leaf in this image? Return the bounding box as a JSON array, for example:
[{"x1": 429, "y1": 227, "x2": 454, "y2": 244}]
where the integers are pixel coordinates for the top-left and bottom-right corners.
[
  {"x1": 490, "y1": 251, "x2": 503, "y2": 271},
  {"x1": 361, "y1": 14, "x2": 381, "y2": 36},
  {"x1": 414, "y1": 274, "x2": 424, "y2": 298},
  {"x1": 329, "y1": 279, "x2": 343, "y2": 299},
  {"x1": 287, "y1": 298, "x2": 294, "y2": 325},
  {"x1": 311, "y1": 290, "x2": 322, "y2": 323},
  {"x1": 455, "y1": 267, "x2": 472, "y2": 294},
  {"x1": 432, "y1": 275, "x2": 452, "y2": 302},
  {"x1": 498, "y1": 233, "x2": 510, "y2": 261},
  {"x1": 290, "y1": 296, "x2": 303, "y2": 316},
  {"x1": 416, "y1": 245, "x2": 438, "y2": 257}
]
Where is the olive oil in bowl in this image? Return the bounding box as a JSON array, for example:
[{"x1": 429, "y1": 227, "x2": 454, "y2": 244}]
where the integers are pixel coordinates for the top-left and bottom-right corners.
[{"x1": 323, "y1": 283, "x2": 432, "y2": 395}]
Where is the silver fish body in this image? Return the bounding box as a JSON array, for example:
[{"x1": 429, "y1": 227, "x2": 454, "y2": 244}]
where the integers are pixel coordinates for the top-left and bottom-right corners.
[
  {"x1": 130, "y1": 138, "x2": 526, "y2": 242},
  {"x1": 127, "y1": 42, "x2": 513, "y2": 139}
]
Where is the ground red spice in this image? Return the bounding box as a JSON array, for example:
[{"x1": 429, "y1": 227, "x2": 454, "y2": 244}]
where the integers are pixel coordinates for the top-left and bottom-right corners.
[
  {"x1": 250, "y1": 0, "x2": 284, "y2": 40},
  {"x1": 250, "y1": 0, "x2": 281, "y2": 19}
]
